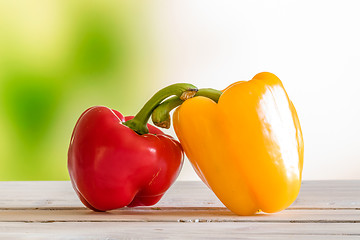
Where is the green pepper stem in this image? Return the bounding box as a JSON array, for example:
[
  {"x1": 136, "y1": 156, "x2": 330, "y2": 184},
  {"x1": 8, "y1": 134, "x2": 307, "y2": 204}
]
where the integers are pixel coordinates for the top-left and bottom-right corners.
[
  {"x1": 152, "y1": 88, "x2": 222, "y2": 129},
  {"x1": 124, "y1": 83, "x2": 197, "y2": 134},
  {"x1": 195, "y1": 88, "x2": 222, "y2": 103}
]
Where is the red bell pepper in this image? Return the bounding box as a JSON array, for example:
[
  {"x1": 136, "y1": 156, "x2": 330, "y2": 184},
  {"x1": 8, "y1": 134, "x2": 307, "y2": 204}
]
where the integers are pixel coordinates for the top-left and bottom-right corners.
[{"x1": 68, "y1": 84, "x2": 197, "y2": 211}]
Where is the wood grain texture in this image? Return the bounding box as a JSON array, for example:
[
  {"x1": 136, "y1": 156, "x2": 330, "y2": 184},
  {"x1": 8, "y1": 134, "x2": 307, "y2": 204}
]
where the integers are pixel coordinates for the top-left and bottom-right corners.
[
  {"x1": 0, "y1": 222, "x2": 359, "y2": 240},
  {"x1": 0, "y1": 209, "x2": 359, "y2": 223},
  {"x1": 0, "y1": 181, "x2": 359, "y2": 209},
  {"x1": 0, "y1": 180, "x2": 359, "y2": 239}
]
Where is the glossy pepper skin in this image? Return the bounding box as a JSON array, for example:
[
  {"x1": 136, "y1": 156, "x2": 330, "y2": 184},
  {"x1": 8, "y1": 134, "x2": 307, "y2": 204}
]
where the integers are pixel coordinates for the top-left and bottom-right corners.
[
  {"x1": 68, "y1": 106, "x2": 184, "y2": 211},
  {"x1": 173, "y1": 72, "x2": 304, "y2": 215}
]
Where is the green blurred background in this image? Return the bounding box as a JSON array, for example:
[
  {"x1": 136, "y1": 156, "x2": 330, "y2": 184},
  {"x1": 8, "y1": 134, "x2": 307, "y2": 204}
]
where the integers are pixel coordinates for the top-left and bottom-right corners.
[
  {"x1": 0, "y1": 1, "x2": 158, "y2": 180},
  {"x1": 2, "y1": 0, "x2": 359, "y2": 181}
]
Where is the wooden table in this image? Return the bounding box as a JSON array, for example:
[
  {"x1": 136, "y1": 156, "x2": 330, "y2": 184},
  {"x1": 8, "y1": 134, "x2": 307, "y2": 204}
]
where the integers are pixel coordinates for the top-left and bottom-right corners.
[{"x1": 0, "y1": 181, "x2": 359, "y2": 239}]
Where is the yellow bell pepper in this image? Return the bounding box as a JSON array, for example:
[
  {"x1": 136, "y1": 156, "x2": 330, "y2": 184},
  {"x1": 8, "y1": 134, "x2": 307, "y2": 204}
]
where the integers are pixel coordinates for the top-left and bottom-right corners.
[{"x1": 171, "y1": 72, "x2": 304, "y2": 215}]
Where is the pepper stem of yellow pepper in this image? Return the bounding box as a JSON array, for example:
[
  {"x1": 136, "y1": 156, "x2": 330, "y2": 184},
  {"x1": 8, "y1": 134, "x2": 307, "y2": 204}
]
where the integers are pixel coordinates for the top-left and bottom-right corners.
[
  {"x1": 124, "y1": 83, "x2": 198, "y2": 135},
  {"x1": 152, "y1": 88, "x2": 222, "y2": 129}
]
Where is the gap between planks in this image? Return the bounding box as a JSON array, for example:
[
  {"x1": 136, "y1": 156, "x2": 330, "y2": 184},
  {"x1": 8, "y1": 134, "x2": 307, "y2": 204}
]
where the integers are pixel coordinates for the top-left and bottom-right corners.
[{"x1": 0, "y1": 209, "x2": 359, "y2": 223}]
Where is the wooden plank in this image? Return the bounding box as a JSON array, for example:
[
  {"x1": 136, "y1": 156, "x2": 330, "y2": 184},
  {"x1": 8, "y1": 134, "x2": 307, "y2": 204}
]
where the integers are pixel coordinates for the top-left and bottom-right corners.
[
  {"x1": 0, "y1": 209, "x2": 359, "y2": 223},
  {"x1": 0, "y1": 181, "x2": 358, "y2": 209},
  {"x1": 0, "y1": 181, "x2": 358, "y2": 239},
  {"x1": 0, "y1": 222, "x2": 359, "y2": 239},
  {"x1": 0, "y1": 181, "x2": 81, "y2": 209},
  {"x1": 292, "y1": 180, "x2": 360, "y2": 210}
]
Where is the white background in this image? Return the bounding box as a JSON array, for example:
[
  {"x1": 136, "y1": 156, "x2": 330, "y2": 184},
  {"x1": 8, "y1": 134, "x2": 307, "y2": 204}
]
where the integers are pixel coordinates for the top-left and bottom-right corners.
[{"x1": 147, "y1": 0, "x2": 360, "y2": 180}]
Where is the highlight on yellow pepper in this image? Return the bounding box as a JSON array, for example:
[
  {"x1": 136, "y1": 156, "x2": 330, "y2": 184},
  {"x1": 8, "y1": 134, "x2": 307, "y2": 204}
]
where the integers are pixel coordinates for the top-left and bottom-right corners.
[{"x1": 152, "y1": 72, "x2": 304, "y2": 216}]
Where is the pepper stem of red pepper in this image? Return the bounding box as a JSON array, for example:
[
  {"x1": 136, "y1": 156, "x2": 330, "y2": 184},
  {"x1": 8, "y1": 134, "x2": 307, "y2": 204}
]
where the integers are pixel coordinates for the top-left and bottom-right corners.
[
  {"x1": 124, "y1": 83, "x2": 198, "y2": 135},
  {"x1": 152, "y1": 88, "x2": 222, "y2": 129}
]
